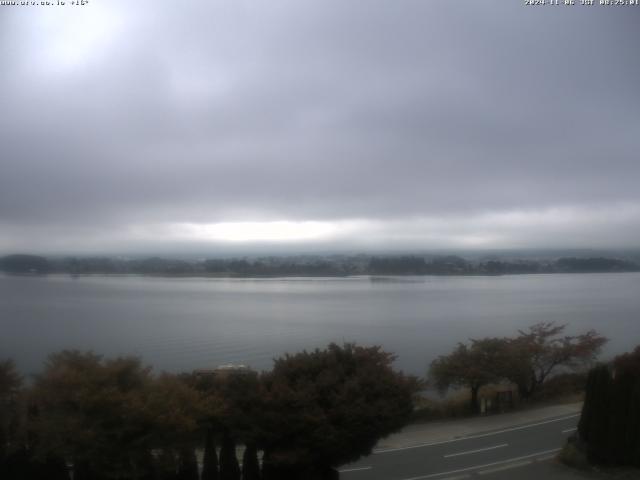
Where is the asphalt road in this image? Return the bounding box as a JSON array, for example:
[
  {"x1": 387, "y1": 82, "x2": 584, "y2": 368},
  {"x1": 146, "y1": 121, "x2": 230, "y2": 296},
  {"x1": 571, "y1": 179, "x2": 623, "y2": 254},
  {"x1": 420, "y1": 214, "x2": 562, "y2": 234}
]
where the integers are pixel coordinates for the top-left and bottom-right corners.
[{"x1": 339, "y1": 413, "x2": 580, "y2": 480}]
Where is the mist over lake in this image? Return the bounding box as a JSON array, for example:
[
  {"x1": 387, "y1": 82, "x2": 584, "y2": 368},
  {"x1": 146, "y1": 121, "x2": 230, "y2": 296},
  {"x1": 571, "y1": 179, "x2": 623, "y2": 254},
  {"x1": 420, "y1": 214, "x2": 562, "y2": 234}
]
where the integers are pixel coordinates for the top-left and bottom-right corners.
[{"x1": 2, "y1": 272, "x2": 639, "y2": 377}]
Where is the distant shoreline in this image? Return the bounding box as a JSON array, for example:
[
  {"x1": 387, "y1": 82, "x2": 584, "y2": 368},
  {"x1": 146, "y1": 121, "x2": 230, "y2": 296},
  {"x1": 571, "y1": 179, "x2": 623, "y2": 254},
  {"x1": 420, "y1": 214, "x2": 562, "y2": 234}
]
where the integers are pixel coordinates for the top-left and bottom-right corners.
[
  {"x1": 2, "y1": 253, "x2": 639, "y2": 278},
  {"x1": 2, "y1": 271, "x2": 640, "y2": 281}
]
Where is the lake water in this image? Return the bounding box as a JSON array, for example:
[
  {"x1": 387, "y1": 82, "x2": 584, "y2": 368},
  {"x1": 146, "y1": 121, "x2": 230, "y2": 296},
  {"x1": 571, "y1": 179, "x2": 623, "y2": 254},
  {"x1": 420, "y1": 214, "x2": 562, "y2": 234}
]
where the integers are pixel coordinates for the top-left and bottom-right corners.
[{"x1": 1, "y1": 273, "x2": 639, "y2": 377}]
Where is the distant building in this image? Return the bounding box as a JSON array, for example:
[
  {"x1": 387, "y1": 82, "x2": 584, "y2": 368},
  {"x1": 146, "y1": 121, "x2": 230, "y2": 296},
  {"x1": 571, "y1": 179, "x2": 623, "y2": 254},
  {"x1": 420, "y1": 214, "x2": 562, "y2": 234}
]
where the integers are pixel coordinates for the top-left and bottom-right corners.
[{"x1": 193, "y1": 363, "x2": 253, "y2": 380}]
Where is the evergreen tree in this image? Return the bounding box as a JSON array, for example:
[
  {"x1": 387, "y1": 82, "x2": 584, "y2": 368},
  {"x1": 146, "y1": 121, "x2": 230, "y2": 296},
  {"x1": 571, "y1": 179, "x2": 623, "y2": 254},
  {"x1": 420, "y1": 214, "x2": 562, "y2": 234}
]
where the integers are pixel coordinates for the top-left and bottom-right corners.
[
  {"x1": 630, "y1": 379, "x2": 640, "y2": 467},
  {"x1": 42, "y1": 455, "x2": 70, "y2": 480},
  {"x1": 177, "y1": 447, "x2": 199, "y2": 480},
  {"x1": 219, "y1": 433, "x2": 240, "y2": 480},
  {"x1": 259, "y1": 451, "x2": 274, "y2": 480},
  {"x1": 1, "y1": 448, "x2": 27, "y2": 480},
  {"x1": 201, "y1": 430, "x2": 219, "y2": 480},
  {"x1": 73, "y1": 459, "x2": 97, "y2": 480},
  {"x1": 0, "y1": 360, "x2": 22, "y2": 471},
  {"x1": 578, "y1": 346, "x2": 640, "y2": 466},
  {"x1": 241, "y1": 443, "x2": 260, "y2": 480},
  {"x1": 138, "y1": 450, "x2": 157, "y2": 480},
  {"x1": 608, "y1": 368, "x2": 634, "y2": 464},
  {"x1": 156, "y1": 450, "x2": 178, "y2": 480},
  {"x1": 583, "y1": 365, "x2": 612, "y2": 464},
  {"x1": 611, "y1": 346, "x2": 640, "y2": 466},
  {"x1": 578, "y1": 365, "x2": 600, "y2": 444}
]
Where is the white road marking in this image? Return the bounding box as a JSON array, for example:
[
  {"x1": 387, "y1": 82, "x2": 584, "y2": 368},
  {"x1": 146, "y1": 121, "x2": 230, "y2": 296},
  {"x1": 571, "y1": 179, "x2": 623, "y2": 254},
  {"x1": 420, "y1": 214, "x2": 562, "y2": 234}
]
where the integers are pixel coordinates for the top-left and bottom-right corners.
[
  {"x1": 443, "y1": 443, "x2": 508, "y2": 458},
  {"x1": 338, "y1": 466, "x2": 372, "y2": 473},
  {"x1": 400, "y1": 448, "x2": 561, "y2": 480},
  {"x1": 375, "y1": 414, "x2": 579, "y2": 454},
  {"x1": 478, "y1": 460, "x2": 531, "y2": 475},
  {"x1": 562, "y1": 427, "x2": 577, "y2": 433},
  {"x1": 535, "y1": 454, "x2": 558, "y2": 462}
]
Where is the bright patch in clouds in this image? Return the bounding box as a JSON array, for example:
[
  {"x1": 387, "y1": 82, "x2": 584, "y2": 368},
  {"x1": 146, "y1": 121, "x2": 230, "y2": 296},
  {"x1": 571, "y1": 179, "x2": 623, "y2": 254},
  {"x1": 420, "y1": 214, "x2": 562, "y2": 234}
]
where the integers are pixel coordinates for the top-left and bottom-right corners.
[
  {"x1": 169, "y1": 221, "x2": 341, "y2": 243},
  {"x1": 141, "y1": 203, "x2": 640, "y2": 248},
  {"x1": 31, "y1": 3, "x2": 124, "y2": 72},
  {"x1": 1, "y1": 204, "x2": 639, "y2": 254}
]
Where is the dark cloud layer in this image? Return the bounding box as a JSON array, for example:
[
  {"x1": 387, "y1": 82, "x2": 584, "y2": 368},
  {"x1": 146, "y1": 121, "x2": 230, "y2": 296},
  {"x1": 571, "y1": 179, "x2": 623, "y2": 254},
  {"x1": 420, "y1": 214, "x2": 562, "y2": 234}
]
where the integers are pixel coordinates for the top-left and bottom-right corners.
[{"x1": 1, "y1": 1, "x2": 639, "y2": 252}]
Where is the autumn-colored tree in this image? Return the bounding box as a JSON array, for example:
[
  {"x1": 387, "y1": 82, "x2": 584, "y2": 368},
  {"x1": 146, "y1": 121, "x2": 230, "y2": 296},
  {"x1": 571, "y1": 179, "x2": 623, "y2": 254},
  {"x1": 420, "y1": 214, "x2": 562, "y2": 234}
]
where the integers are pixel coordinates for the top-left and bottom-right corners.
[
  {"x1": 504, "y1": 322, "x2": 607, "y2": 399},
  {"x1": 0, "y1": 360, "x2": 22, "y2": 460},
  {"x1": 259, "y1": 343, "x2": 420, "y2": 479},
  {"x1": 192, "y1": 366, "x2": 261, "y2": 480},
  {"x1": 31, "y1": 351, "x2": 155, "y2": 479},
  {"x1": 429, "y1": 338, "x2": 509, "y2": 414},
  {"x1": 0, "y1": 361, "x2": 42, "y2": 480},
  {"x1": 430, "y1": 324, "x2": 606, "y2": 412},
  {"x1": 31, "y1": 351, "x2": 204, "y2": 480},
  {"x1": 215, "y1": 370, "x2": 263, "y2": 445},
  {"x1": 145, "y1": 373, "x2": 204, "y2": 447}
]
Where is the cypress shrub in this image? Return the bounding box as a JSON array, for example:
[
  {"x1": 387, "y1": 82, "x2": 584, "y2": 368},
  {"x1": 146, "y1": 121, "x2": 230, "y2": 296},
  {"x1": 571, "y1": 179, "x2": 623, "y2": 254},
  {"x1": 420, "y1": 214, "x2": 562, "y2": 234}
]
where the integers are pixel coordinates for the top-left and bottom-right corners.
[
  {"x1": 630, "y1": 379, "x2": 640, "y2": 467},
  {"x1": 138, "y1": 451, "x2": 157, "y2": 480},
  {"x1": 156, "y1": 450, "x2": 178, "y2": 480},
  {"x1": 578, "y1": 366, "x2": 597, "y2": 443},
  {"x1": 608, "y1": 368, "x2": 634, "y2": 464},
  {"x1": 219, "y1": 434, "x2": 240, "y2": 480},
  {"x1": 177, "y1": 447, "x2": 199, "y2": 480},
  {"x1": 241, "y1": 443, "x2": 260, "y2": 480},
  {"x1": 2, "y1": 448, "x2": 36, "y2": 480},
  {"x1": 613, "y1": 347, "x2": 640, "y2": 466},
  {"x1": 202, "y1": 430, "x2": 219, "y2": 480},
  {"x1": 42, "y1": 455, "x2": 70, "y2": 480},
  {"x1": 260, "y1": 451, "x2": 274, "y2": 480},
  {"x1": 578, "y1": 346, "x2": 640, "y2": 467},
  {"x1": 73, "y1": 460, "x2": 95, "y2": 480},
  {"x1": 582, "y1": 365, "x2": 612, "y2": 464}
]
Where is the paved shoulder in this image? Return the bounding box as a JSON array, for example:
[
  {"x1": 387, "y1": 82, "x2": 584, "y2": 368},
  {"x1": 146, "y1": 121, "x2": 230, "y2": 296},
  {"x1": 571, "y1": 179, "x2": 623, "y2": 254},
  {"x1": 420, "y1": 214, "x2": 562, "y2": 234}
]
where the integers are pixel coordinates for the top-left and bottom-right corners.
[{"x1": 376, "y1": 403, "x2": 582, "y2": 451}]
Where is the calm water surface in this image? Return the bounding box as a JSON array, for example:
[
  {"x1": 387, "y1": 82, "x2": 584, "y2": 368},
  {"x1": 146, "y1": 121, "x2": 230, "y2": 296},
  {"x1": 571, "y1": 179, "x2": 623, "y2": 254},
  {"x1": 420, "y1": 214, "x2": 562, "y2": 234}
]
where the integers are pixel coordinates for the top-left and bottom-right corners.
[{"x1": 1, "y1": 273, "x2": 639, "y2": 376}]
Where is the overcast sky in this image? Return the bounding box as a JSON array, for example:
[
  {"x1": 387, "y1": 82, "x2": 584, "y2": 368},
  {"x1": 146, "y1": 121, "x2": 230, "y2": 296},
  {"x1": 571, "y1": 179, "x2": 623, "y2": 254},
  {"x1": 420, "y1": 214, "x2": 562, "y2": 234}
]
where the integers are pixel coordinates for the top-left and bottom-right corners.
[{"x1": 1, "y1": 1, "x2": 639, "y2": 254}]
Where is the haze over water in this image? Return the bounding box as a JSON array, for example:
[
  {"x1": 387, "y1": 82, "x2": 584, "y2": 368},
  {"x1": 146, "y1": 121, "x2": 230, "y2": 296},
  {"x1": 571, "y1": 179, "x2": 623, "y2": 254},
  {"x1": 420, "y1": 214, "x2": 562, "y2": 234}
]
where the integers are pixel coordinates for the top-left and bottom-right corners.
[{"x1": 3, "y1": 272, "x2": 639, "y2": 377}]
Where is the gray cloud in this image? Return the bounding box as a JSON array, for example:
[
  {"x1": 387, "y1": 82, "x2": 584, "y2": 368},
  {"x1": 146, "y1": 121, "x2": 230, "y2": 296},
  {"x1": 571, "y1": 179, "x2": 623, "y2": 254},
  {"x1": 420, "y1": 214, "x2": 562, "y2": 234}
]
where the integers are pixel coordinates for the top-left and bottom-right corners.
[{"x1": 1, "y1": 1, "x2": 639, "y2": 252}]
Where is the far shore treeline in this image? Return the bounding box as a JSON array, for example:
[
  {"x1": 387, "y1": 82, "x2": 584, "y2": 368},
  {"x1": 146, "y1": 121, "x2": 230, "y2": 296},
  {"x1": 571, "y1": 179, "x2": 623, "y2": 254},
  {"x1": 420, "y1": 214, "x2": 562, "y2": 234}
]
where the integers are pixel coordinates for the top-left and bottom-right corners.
[{"x1": 1, "y1": 253, "x2": 639, "y2": 277}]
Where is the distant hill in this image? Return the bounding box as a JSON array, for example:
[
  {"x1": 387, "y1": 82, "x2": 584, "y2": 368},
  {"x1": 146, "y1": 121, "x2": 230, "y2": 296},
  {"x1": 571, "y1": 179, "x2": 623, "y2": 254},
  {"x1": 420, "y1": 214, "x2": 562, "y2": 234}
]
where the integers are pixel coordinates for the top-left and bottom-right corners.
[
  {"x1": 555, "y1": 257, "x2": 638, "y2": 273},
  {"x1": 0, "y1": 254, "x2": 51, "y2": 274}
]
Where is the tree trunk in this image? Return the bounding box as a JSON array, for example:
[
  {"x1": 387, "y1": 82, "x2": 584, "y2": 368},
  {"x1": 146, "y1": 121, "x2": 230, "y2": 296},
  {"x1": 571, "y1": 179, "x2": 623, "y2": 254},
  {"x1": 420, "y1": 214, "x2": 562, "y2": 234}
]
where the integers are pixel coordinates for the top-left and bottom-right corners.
[
  {"x1": 516, "y1": 381, "x2": 532, "y2": 400},
  {"x1": 470, "y1": 385, "x2": 480, "y2": 414}
]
